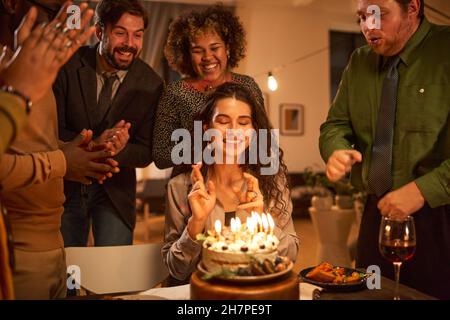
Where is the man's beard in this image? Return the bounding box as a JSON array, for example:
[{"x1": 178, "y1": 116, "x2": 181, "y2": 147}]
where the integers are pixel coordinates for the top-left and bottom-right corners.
[{"x1": 104, "y1": 44, "x2": 139, "y2": 70}]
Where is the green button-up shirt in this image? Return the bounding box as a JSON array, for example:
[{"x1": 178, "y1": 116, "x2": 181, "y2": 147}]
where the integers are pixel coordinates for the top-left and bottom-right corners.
[{"x1": 319, "y1": 18, "x2": 450, "y2": 208}]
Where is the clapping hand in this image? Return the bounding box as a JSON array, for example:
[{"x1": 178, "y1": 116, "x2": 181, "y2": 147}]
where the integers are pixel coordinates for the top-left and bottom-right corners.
[
  {"x1": 88, "y1": 120, "x2": 131, "y2": 154},
  {"x1": 62, "y1": 129, "x2": 120, "y2": 185},
  {"x1": 0, "y1": 2, "x2": 95, "y2": 104}
]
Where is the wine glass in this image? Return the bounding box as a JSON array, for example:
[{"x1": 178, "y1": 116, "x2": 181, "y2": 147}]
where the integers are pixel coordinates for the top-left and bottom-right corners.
[{"x1": 378, "y1": 216, "x2": 416, "y2": 300}]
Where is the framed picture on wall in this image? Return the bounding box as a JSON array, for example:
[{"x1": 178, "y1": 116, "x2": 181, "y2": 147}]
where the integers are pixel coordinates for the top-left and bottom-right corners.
[{"x1": 279, "y1": 103, "x2": 304, "y2": 136}]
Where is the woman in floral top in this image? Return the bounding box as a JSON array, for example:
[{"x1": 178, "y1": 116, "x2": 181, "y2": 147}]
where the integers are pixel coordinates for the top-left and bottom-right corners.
[{"x1": 152, "y1": 4, "x2": 265, "y2": 170}]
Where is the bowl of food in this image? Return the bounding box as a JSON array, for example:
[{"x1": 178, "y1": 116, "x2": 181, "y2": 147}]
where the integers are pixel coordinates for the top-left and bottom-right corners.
[{"x1": 299, "y1": 262, "x2": 368, "y2": 292}]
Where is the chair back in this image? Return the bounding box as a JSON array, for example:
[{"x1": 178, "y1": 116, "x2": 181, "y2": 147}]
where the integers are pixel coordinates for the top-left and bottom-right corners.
[{"x1": 65, "y1": 243, "x2": 168, "y2": 294}]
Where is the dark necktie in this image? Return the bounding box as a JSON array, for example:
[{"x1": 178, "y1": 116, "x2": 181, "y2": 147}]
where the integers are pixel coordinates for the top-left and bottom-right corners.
[
  {"x1": 367, "y1": 56, "x2": 401, "y2": 197},
  {"x1": 95, "y1": 73, "x2": 117, "y2": 127}
]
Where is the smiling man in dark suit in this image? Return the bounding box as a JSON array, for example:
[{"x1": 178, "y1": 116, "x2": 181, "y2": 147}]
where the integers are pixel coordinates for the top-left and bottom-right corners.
[{"x1": 54, "y1": 0, "x2": 163, "y2": 246}]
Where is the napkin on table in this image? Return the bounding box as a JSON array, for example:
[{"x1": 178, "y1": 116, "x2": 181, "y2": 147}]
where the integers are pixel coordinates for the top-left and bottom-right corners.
[
  {"x1": 114, "y1": 284, "x2": 191, "y2": 300},
  {"x1": 138, "y1": 284, "x2": 191, "y2": 300},
  {"x1": 299, "y1": 283, "x2": 323, "y2": 300},
  {"x1": 115, "y1": 283, "x2": 321, "y2": 300}
]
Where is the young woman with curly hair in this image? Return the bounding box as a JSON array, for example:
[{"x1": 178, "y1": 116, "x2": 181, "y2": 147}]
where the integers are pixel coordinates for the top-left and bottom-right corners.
[
  {"x1": 152, "y1": 4, "x2": 265, "y2": 171},
  {"x1": 162, "y1": 83, "x2": 299, "y2": 285}
]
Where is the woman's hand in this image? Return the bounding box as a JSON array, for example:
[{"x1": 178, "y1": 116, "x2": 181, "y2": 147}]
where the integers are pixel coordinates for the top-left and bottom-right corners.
[
  {"x1": 187, "y1": 163, "x2": 216, "y2": 238},
  {"x1": 234, "y1": 172, "x2": 264, "y2": 214},
  {"x1": 0, "y1": 46, "x2": 13, "y2": 74},
  {"x1": 0, "y1": 2, "x2": 95, "y2": 103}
]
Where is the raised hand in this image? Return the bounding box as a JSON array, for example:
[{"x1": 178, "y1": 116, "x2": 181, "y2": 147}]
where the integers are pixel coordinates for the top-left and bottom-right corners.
[
  {"x1": 326, "y1": 150, "x2": 362, "y2": 182},
  {"x1": 234, "y1": 172, "x2": 264, "y2": 214},
  {"x1": 15, "y1": 1, "x2": 96, "y2": 62},
  {"x1": 187, "y1": 163, "x2": 216, "y2": 239},
  {"x1": 0, "y1": 2, "x2": 95, "y2": 104},
  {"x1": 0, "y1": 46, "x2": 13, "y2": 73}
]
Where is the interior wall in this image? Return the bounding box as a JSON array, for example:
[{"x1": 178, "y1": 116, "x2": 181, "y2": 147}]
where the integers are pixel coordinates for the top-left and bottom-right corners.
[
  {"x1": 235, "y1": 0, "x2": 359, "y2": 174},
  {"x1": 138, "y1": 0, "x2": 450, "y2": 178},
  {"x1": 235, "y1": 0, "x2": 450, "y2": 174}
]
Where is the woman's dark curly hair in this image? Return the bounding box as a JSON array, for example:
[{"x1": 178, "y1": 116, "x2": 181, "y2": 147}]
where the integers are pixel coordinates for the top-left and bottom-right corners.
[
  {"x1": 164, "y1": 4, "x2": 246, "y2": 77},
  {"x1": 192, "y1": 83, "x2": 291, "y2": 220}
]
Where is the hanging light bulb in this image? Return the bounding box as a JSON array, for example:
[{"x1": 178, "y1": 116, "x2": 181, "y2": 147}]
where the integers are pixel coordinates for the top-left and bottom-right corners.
[{"x1": 267, "y1": 72, "x2": 278, "y2": 92}]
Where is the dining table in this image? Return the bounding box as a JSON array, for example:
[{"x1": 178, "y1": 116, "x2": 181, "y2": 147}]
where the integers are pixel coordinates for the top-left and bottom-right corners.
[
  {"x1": 69, "y1": 272, "x2": 436, "y2": 300},
  {"x1": 315, "y1": 275, "x2": 436, "y2": 300}
]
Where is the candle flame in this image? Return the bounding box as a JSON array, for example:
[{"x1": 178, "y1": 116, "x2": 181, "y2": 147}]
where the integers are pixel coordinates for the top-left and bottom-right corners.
[
  {"x1": 262, "y1": 213, "x2": 269, "y2": 232},
  {"x1": 230, "y1": 218, "x2": 236, "y2": 233},
  {"x1": 236, "y1": 217, "x2": 242, "y2": 231},
  {"x1": 268, "y1": 213, "x2": 274, "y2": 234},
  {"x1": 256, "y1": 214, "x2": 263, "y2": 232},
  {"x1": 247, "y1": 217, "x2": 254, "y2": 234}
]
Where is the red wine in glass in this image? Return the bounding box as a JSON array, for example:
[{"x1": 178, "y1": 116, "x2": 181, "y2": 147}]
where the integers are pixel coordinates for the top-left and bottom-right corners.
[
  {"x1": 379, "y1": 239, "x2": 416, "y2": 263},
  {"x1": 379, "y1": 216, "x2": 416, "y2": 300}
]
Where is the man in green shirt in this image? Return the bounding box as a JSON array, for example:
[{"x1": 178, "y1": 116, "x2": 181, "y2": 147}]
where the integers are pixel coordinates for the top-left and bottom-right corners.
[{"x1": 320, "y1": 0, "x2": 450, "y2": 299}]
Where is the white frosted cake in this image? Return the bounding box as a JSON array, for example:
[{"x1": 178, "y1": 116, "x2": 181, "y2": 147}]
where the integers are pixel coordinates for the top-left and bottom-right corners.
[
  {"x1": 191, "y1": 213, "x2": 298, "y2": 300},
  {"x1": 197, "y1": 214, "x2": 283, "y2": 275},
  {"x1": 202, "y1": 232, "x2": 279, "y2": 274}
]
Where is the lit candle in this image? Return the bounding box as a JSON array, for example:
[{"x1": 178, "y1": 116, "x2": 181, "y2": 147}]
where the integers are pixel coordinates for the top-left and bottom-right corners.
[
  {"x1": 256, "y1": 213, "x2": 263, "y2": 233},
  {"x1": 251, "y1": 212, "x2": 257, "y2": 232},
  {"x1": 215, "y1": 220, "x2": 222, "y2": 239},
  {"x1": 247, "y1": 217, "x2": 255, "y2": 243},
  {"x1": 230, "y1": 218, "x2": 236, "y2": 233},
  {"x1": 262, "y1": 213, "x2": 269, "y2": 234},
  {"x1": 234, "y1": 218, "x2": 242, "y2": 241},
  {"x1": 236, "y1": 217, "x2": 242, "y2": 232},
  {"x1": 246, "y1": 217, "x2": 253, "y2": 234},
  {"x1": 267, "y1": 213, "x2": 275, "y2": 235}
]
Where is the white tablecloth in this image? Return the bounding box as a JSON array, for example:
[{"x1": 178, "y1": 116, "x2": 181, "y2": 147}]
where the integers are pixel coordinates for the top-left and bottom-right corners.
[{"x1": 115, "y1": 283, "x2": 322, "y2": 300}]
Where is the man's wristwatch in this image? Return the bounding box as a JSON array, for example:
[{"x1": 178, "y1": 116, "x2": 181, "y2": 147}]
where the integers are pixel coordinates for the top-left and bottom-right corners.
[{"x1": 1, "y1": 85, "x2": 32, "y2": 114}]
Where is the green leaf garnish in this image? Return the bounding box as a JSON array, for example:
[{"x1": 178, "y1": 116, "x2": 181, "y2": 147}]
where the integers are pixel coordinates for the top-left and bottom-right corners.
[
  {"x1": 201, "y1": 268, "x2": 237, "y2": 281},
  {"x1": 196, "y1": 233, "x2": 207, "y2": 241}
]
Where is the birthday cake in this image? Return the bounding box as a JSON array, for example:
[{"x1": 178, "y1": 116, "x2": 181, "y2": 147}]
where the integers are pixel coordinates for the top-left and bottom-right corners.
[
  {"x1": 200, "y1": 213, "x2": 281, "y2": 275},
  {"x1": 191, "y1": 213, "x2": 299, "y2": 300}
]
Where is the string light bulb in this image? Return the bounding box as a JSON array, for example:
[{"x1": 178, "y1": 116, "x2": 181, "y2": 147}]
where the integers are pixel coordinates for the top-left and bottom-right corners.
[{"x1": 267, "y1": 72, "x2": 278, "y2": 92}]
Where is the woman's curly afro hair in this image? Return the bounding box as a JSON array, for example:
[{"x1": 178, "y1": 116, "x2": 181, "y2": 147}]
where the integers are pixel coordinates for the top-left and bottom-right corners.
[{"x1": 164, "y1": 4, "x2": 247, "y2": 77}]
